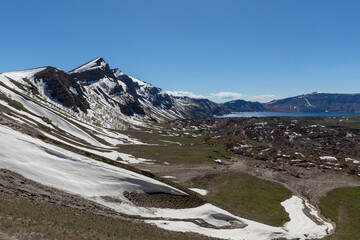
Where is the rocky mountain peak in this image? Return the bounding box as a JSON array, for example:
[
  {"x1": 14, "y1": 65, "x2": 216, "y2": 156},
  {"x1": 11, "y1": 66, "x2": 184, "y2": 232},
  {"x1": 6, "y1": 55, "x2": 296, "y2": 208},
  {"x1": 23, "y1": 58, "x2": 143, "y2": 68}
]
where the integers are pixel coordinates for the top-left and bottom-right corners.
[
  {"x1": 69, "y1": 57, "x2": 108, "y2": 73},
  {"x1": 69, "y1": 57, "x2": 116, "y2": 82},
  {"x1": 34, "y1": 67, "x2": 90, "y2": 113}
]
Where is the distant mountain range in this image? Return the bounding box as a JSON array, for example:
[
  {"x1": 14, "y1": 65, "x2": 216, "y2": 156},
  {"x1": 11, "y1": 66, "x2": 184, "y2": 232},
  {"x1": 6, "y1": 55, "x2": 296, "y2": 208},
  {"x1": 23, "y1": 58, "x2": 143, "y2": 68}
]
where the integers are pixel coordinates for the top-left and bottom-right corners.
[
  {"x1": 264, "y1": 92, "x2": 360, "y2": 113},
  {"x1": 0, "y1": 58, "x2": 359, "y2": 128}
]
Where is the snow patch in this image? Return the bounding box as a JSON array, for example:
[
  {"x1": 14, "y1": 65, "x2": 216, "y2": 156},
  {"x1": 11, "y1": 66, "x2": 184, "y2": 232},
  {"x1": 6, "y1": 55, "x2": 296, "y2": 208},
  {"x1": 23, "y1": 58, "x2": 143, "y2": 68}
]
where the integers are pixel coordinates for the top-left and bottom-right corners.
[
  {"x1": 214, "y1": 159, "x2": 222, "y2": 164},
  {"x1": 162, "y1": 176, "x2": 176, "y2": 179},
  {"x1": 189, "y1": 188, "x2": 208, "y2": 196},
  {"x1": 320, "y1": 156, "x2": 337, "y2": 161}
]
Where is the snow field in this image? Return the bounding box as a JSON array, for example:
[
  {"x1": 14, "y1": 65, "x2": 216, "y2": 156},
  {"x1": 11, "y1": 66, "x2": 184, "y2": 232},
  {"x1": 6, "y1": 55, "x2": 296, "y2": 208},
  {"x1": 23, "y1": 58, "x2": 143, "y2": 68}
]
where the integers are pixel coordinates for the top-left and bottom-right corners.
[{"x1": 0, "y1": 125, "x2": 181, "y2": 198}]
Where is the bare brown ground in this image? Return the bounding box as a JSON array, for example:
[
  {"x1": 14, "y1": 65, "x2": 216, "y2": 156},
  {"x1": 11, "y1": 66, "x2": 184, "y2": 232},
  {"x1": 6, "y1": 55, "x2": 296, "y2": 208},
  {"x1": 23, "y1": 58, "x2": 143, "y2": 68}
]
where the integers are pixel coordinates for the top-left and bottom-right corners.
[{"x1": 123, "y1": 191, "x2": 205, "y2": 209}]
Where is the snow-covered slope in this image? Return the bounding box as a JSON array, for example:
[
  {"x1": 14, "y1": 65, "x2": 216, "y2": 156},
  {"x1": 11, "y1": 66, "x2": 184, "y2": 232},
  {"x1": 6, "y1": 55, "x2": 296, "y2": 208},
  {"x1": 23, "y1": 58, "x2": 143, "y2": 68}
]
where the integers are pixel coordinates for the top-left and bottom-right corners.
[{"x1": 0, "y1": 72, "x2": 152, "y2": 163}]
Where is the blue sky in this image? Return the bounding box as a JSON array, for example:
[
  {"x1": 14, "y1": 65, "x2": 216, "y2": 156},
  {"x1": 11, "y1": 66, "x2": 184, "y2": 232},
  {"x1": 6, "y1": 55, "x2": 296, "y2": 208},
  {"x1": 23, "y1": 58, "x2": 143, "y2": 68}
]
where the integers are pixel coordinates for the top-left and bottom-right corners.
[{"x1": 1, "y1": 0, "x2": 360, "y2": 103}]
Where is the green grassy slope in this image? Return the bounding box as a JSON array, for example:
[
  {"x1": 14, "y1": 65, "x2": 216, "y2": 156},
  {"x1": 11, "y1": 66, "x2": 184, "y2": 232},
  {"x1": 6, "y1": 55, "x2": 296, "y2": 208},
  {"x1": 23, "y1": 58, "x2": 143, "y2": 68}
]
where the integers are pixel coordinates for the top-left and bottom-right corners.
[
  {"x1": 119, "y1": 130, "x2": 233, "y2": 164},
  {"x1": 185, "y1": 172, "x2": 292, "y2": 227},
  {"x1": 319, "y1": 186, "x2": 360, "y2": 240}
]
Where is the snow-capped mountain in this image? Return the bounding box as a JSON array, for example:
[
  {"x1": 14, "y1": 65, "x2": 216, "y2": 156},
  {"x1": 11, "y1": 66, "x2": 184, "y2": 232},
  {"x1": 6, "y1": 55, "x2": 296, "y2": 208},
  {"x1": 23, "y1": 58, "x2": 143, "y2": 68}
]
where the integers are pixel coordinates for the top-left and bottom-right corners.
[
  {"x1": 265, "y1": 92, "x2": 360, "y2": 113},
  {"x1": 0, "y1": 58, "x2": 229, "y2": 129}
]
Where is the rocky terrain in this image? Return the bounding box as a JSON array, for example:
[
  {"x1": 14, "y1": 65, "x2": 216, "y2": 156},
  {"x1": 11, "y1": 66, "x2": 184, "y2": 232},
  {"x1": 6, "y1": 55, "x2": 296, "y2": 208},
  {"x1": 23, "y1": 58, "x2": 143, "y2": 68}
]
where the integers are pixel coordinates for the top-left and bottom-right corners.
[{"x1": 172, "y1": 115, "x2": 360, "y2": 176}]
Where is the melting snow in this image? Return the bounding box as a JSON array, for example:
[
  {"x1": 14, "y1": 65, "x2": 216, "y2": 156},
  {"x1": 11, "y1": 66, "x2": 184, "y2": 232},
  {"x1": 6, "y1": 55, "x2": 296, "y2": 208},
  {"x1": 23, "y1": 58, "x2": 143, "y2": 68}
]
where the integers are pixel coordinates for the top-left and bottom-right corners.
[
  {"x1": 320, "y1": 156, "x2": 337, "y2": 161},
  {"x1": 0, "y1": 125, "x2": 181, "y2": 197},
  {"x1": 162, "y1": 176, "x2": 176, "y2": 179},
  {"x1": 189, "y1": 188, "x2": 208, "y2": 196}
]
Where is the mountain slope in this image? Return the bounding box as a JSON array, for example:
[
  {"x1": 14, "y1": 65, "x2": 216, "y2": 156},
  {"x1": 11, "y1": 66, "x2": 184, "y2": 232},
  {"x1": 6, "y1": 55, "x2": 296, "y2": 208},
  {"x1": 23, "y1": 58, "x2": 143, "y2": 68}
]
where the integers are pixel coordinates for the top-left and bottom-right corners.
[
  {"x1": 223, "y1": 99, "x2": 265, "y2": 112},
  {"x1": 1, "y1": 58, "x2": 235, "y2": 127},
  {"x1": 34, "y1": 67, "x2": 90, "y2": 112},
  {"x1": 68, "y1": 57, "x2": 233, "y2": 120},
  {"x1": 266, "y1": 92, "x2": 360, "y2": 113}
]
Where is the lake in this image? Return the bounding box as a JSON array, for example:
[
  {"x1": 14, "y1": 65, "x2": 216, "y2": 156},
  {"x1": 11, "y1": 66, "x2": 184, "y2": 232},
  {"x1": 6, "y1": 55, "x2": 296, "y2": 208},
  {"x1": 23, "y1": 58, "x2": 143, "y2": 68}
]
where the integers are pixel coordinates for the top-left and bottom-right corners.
[{"x1": 217, "y1": 112, "x2": 360, "y2": 118}]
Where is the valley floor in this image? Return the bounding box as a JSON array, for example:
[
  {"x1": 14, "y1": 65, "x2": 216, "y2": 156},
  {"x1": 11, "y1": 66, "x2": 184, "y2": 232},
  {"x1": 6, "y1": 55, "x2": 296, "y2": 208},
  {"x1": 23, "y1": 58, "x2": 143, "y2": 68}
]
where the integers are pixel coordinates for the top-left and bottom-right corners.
[{"x1": 134, "y1": 155, "x2": 360, "y2": 204}]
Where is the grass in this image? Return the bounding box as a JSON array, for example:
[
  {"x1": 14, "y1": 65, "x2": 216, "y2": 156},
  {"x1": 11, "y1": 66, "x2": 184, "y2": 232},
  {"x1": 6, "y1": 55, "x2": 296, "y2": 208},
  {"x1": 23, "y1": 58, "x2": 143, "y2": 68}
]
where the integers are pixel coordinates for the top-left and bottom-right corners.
[
  {"x1": 248, "y1": 139, "x2": 270, "y2": 147},
  {"x1": 0, "y1": 193, "x2": 215, "y2": 240},
  {"x1": 119, "y1": 128, "x2": 233, "y2": 164},
  {"x1": 185, "y1": 172, "x2": 292, "y2": 227},
  {"x1": 310, "y1": 115, "x2": 360, "y2": 130},
  {"x1": 118, "y1": 141, "x2": 232, "y2": 165},
  {"x1": 122, "y1": 128, "x2": 202, "y2": 145},
  {"x1": 319, "y1": 186, "x2": 360, "y2": 240},
  {"x1": 336, "y1": 119, "x2": 360, "y2": 130}
]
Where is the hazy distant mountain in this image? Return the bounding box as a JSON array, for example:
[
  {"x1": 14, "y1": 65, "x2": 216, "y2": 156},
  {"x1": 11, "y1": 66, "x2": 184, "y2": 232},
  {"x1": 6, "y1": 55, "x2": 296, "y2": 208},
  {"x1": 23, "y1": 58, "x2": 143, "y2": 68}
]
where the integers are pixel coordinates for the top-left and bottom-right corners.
[
  {"x1": 265, "y1": 92, "x2": 360, "y2": 113},
  {"x1": 222, "y1": 99, "x2": 266, "y2": 112}
]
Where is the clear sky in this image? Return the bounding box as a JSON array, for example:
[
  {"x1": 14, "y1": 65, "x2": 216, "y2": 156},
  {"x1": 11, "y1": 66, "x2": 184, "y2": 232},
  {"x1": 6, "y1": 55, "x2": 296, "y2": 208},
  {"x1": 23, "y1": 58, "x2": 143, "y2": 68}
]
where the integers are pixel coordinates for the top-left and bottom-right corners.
[{"x1": 1, "y1": 0, "x2": 360, "y2": 103}]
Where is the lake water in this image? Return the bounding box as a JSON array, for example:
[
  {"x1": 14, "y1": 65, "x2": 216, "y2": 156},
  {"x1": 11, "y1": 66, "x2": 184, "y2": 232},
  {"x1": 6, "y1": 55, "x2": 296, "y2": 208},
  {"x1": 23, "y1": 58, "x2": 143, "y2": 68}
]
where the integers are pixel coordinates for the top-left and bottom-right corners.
[{"x1": 217, "y1": 112, "x2": 360, "y2": 118}]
